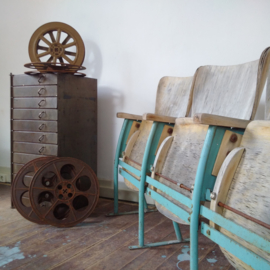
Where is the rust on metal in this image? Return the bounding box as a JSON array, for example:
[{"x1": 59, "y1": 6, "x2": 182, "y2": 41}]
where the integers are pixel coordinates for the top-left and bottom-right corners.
[
  {"x1": 125, "y1": 157, "x2": 142, "y2": 167},
  {"x1": 154, "y1": 172, "x2": 192, "y2": 192},
  {"x1": 167, "y1": 128, "x2": 173, "y2": 135},
  {"x1": 218, "y1": 202, "x2": 270, "y2": 230},
  {"x1": 11, "y1": 156, "x2": 58, "y2": 224},
  {"x1": 24, "y1": 62, "x2": 86, "y2": 76},
  {"x1": 230, "y1": 134, "x2": 238, "y2": 143},
  {"x1": 29, "y1": 157, "x2": 99, "y2": 227}
]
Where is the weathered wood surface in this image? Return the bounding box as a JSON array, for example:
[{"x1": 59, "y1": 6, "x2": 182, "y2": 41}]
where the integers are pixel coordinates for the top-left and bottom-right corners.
[
  {"x1": 212, "y1": 130, "x2": 243, "y2": 176},
  {"x1": 154, "y1": 119, "x2": 209, "y2": 223},
  {"x1": 155, "y1": 76, "x2": 193, "y2": 117},
  {"x1": 124, "y1": 120, "x2": 152, "y2": 191},
  {"x1": 215, "y1": 121, "x2": 270, "y2": 269},
  {"x1": 117, "y1": 112, "x2": 142, "y2": 120},
  {"x1": 193, "y1": 113, "x2": 250, "y2": 128},
  {"x1": 192, "y1": 47, "x2": 270, "y2": 120},
  {"x1": 210, "y1": 146, "x2": 245, "y2": 230},
  {"x1": 0, "y1": 184, "x2": 231, "y2": 270},
  {"x1": 123, "y1": 76, "x2": 193, "y2": 191},
  {"x1": 142, "y1": 113, "x2": 176, "y2": 123}
]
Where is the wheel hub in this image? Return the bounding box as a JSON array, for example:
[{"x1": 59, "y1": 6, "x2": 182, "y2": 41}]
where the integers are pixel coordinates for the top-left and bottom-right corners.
[
  {"x1": 50, "y1": 44, "x2": 64, "y2": 57},
  {"x1": 55, "y1": 182, "x2": 75, "y2": 200}
]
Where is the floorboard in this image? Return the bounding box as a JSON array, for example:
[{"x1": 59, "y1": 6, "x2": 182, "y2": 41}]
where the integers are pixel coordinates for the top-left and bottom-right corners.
[{"x1": 0, "y1": 184, "x2": 232, "y2": 269}]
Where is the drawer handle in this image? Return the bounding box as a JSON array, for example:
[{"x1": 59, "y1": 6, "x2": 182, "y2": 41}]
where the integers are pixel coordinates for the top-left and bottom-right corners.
[
  {"x1": 39, "y1": 135, "x2": 45, "y2": 142},
  {"x1": 38, "y1": 87, "x2": 46, "y2": 96},
  {"x1": 38, "y1": 111, "x2": 46, "y2": 119},
  {"x1": 38, "y1": 100, "x2": 46, "y2": 107},
  {"x1": 39, "y1": 146, "x2": 46, "y2": 154},
  {"x1": 39, "y1": 124, "x2": 46, "y2": 130},
  {"x1": 38, "y1": 75, "x2": 46, "y2": 83}
]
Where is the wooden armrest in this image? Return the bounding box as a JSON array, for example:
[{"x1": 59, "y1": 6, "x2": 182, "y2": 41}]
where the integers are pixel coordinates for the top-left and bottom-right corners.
[
  {"x1": 193, "y1": 113, "x2": 250, "y2": 129},
  {"x1": 142, "y1": 113, "x2": 176, "y2": 123},
  {"x1": 117, "y1": 112, "x2": 142, "y2": 120}
]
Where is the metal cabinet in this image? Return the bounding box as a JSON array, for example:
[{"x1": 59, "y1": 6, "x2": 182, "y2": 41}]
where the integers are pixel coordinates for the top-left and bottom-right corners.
[{"x1": 10, "y1": 73, "x2": 97, "y2": 182}]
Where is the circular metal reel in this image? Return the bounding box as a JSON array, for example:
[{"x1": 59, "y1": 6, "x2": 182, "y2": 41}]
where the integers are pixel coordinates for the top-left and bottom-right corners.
[
  {"x1": 12, "y1": 157, "x2": 58, "y2": 224},
  {"x1": 24, "y1": 70, "x2": 86, "y2": 77},
  {"x1": 29, "y1": 157, "x2": 99, "y2": 227},
  {"x1": 28, "y1": 22, "x2": 85, "y2": 67},
  {"x1": 24, "y1": 62, "x2": 86, "y2": 72}
]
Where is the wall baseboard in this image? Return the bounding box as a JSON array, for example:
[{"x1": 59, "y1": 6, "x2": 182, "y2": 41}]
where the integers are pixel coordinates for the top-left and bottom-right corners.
[
  {"x1": 0, "y1": 168, "x2": 154, "y2": 204},
  {"x1": 0, "y1": 167, "x2": 11, "y2": 183},
  {"x1": 99, "y1": 178, "x2": 154, "y2": 204}
]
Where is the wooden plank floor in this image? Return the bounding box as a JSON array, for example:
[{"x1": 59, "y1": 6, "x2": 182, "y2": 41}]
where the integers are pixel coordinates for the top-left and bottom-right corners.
[{"x1": 0, "y1": 184, "x2": 234, "y2": 270}]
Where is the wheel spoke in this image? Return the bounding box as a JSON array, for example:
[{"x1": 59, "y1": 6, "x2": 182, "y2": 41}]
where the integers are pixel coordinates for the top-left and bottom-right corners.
[
  {"x1": 38, "y1": 45, "x2": 49, "y2": 51},
  {"x1": 44, "y1": 199, "x2": 59, "y2": 218},
  {"x1": 65, "y1": 51, "x2": 76, "y2": 56},
  {"x1": 33, "y1": 187, "x2": 54, "y2": 191},
  {"x1": 62, "y1": 54, "x2": 73, "y2": 64},
  {"x1": 15, "y1": 187, "x2": 28, "y2": 191},
  {"x1": 38, "y1": 51, "x2": 51, "y2": 58},
  {"x1": 75, "y1": 191, "x2": 96, "y2": 197},
  {"x1": 71, "y1": 166, "x2": 85, "y2": 184},
  {"x1": 63, "y1": 41, "x2": 76, "y2": 48},
  {"x1": 62, "y1": 35, "x2": 71, "y2": 45},
  {"x1": 47, "y1": 56, "x2": 53, "y2": 62},
  {"x1": 49, "y1": 31, "x2": 56, "y2": 43},
  {"x1": 53, "y1": 163, "x2": 62, "y2": 181},
  {"x1": 56, "y1": 29, "x2": 61, "y2": 43},
  {"x1": 53, "y1": 56, "x2": 57, "y2": 63},
  {"x1": 59, "y1": 57, "x2": 64, "y2": 63},
  {"x1": 67, "y1": 201, "x2": 76, "y2": 221},
  {"x1": 40, "y1": 36, "x2": 52, "y2": 47}
]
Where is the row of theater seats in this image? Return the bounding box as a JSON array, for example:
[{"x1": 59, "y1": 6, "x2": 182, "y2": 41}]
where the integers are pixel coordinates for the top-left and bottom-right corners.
[{"x1": 110, "y1": 47, "x2": 270, "y2": 269}]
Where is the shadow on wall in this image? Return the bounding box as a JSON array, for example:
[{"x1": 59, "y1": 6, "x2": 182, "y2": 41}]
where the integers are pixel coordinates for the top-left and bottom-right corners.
[
  {"x1": 97, "y1": 87, "x2": 124, "y2": 179},
  {"x1": 83, "y1": 39, "x2": 102, "y2": 80}
]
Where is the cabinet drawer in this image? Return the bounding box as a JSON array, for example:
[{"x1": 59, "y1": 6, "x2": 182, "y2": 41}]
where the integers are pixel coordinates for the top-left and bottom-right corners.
[
  {"x1": 13, "y1": 163, "x2": 24, "y2": 174},
  {"x1": 13, "y1": 142, "x2": 58, "y2": 156},
  {"x1": 12, "y1": 120, "x2": 58, "y2": 132},
  {"x1": 13, "y1": 98, "x2": 57, "y2": 109},
  {"x1": 13, "y1": 109, "x2": 58, "y2": 120},
  {"x1": 13, "y1": 131, "x2": 58, "y2": 144},
  {"x1": 12, "y1": 85, "x2": 57, "y2": 97},
  {"x1": 13, "y1": 153, "x2": 47, "y2": 164},
  {"x1": 12, "y1": 74, "x2": 57, "y2": 86}
]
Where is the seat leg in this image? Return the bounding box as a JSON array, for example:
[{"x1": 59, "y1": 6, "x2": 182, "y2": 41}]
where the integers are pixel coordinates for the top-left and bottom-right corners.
[
  {"x1": 129, "y1": 220, "x2": 189, "y2": 250},
  {"x1": 173, "y1": 221, "x2": 183, "y2": 241}
]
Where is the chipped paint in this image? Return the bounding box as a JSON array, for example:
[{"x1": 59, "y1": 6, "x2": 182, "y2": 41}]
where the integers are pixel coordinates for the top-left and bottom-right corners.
[
  {"x1": 161, "y1": 255, "x2": 166, "y2": 258},
  {"x1": 176, "y1": 246, "x2": 190, "y2": 269},
  {"x1": 207, "y1": 258, "x2": 218, "y2": 264},
  {"x1": 0, "y1": 241, "x2": 25, "y2": 267}
]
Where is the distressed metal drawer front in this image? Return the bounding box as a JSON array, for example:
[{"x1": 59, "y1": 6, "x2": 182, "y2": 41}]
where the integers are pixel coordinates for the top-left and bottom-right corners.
[
  {"x1": 13, "y1": 109, "x2": 58, "y2": 120},
  {"x1": 13, "y1": 98, "x2": 57, "y2": 109},
  {"x1": 13, "y1": 163, "x2": 24, "y2": 174},
  {"x1": 12, "y1": 120, "x2": 58, "y2": 132},
  {"x1": 12, "y1": 85, "x2": 57, "y2": 97},
  {"x1": 13, "y1": 142, "x2": 58, "y2": 156},
  {"x1": 13, "y1": 131, "x2": 58, "y2": 144},
  {"x1": 12, "y1": 74, "x2": 57, "y2": 86},
  {"x1": 13, "y1": 153, "x2": 46, "y2": 164}
]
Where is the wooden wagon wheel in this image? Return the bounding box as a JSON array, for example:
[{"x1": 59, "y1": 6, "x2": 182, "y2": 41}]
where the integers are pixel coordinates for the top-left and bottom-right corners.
[
  {"x1": 12, "y1": 157, "x2": 58, "y2": 224},
  {"x1": 28, "y1": 22, "x2": 85, "y2": 66},
  {"x1": 29, "y1": 157, "x2": 99, "y2": 227}
]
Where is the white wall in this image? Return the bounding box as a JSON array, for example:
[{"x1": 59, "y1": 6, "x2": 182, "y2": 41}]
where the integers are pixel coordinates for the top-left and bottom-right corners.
[{"x1": 1, "y1": 0, "x2": 270, "y2": 188}]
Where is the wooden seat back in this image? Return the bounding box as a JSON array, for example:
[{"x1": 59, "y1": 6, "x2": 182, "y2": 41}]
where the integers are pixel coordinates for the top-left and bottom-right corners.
[
  {"x1": 155, "y1": 76, "x2": 193, "y2": 117},
  {"x1": 219, "y1": 121, "x2": 270, "y2": 268},
  {"x1": 154, "y1": 47, "x2": 270, "y2": 223},
  {"x1": 191, "y1": 47, "x2": 270, "y2": 120}
]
